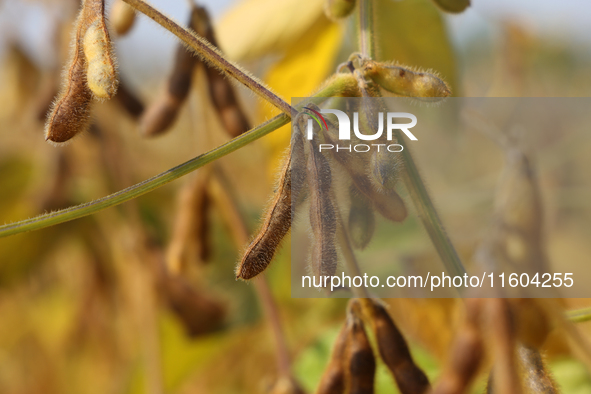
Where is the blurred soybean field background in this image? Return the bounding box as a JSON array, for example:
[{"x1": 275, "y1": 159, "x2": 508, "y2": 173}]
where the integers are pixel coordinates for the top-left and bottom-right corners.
[{"x1": 1, "y1": 0, "x2": 591, "y2": 393}]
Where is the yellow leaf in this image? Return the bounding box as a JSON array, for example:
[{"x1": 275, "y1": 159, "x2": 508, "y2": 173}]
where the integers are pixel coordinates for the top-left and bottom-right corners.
[
  {"x1": 216, "y1": 0, "x2": 326, "y2": 61},
  {"x1": 259, "y1": 19, "x2": 343, "y2": 177}
]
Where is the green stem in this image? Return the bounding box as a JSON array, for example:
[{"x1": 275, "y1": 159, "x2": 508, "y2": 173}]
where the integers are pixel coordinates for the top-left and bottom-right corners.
[
  {"x1": 0, "y1": 115, "x2": 289, "y2": 238},
  {"x1": 397, "y1": 139, "x2": 466, "y2": 277},
  {"x1": 122, "y1": 0, "x2": 293, "y2": 116},
  {"x1": 0, "y1": 69, "x2": 352, "y2": 239},
  {"x1": 356, "y1": 0, "x2": 465, "y2": 277},
  {"x1": 567, "y1": 307, "x2": 591, "y2": 324},
  {"x1": 358, "y1": 0, "x2": 376, "y2": 59}
]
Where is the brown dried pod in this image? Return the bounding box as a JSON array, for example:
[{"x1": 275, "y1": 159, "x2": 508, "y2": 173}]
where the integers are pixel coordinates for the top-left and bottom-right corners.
[
  {"x1": 44, "y1": 3, "x2": 93, "y2": 143},
  {"x1": 110, "y1": 0, "x2": 136, "y2": 36},
  {"x1": 474, "y1": 140, "x2": 548, "y2": 290},
  {"x1": 291, "y1": 124, "x2": 308, "y2": 218},
  {"x1": 196, "y1": 192, "x2": 212, "y2": 262},
  {"x1": 321, "y1": 119, "x2": 407, "y2": 222},
  {"x1": 510, "y1": 299, "x2": 552, "y2": 350},
  {"x1": 158, "y1": 269, "x2": 226, "y2": 337},
  {"x1": 305, "y1": 116, "x2": 338, "y2": 279},
  {"x1": 369, "y1": 143, "x2": 403, "y2": 193},
  {"x1": 345, "y1": 299, "x2": 376, "y2": 394},
  {"x1": 360, "y1": 299, "x2": 430, "y2": 394},
  {"x1": 139, "y1": 92, "x2": 182, "y2": 137},
  {"x1": 45, "y1": 0, "x2": 119, "y2": 143},
  {"x1": 486, "y1": 298, "x2": 522, "y2": 394},
  {"x1": 518, "y1": 346, "x2": 560, "y2": 394},
  {"x1": 192, "y1": 6, "x2": 251, "y2": 138},
  {"x1": 306, "y1": 90, "x2": 407, "y2": 224},
  {"x1": 139, "y1": 7, "x2": 200, "y2": 137},
  {"x1": 166, "y1": 169, "x2": 212, "y2": 275},
  {"x1": 432, "y1": 298, "x2": 484, "y2": 394},
  {"x1": 347, "y1": 184, "x2": 375, "y2": 250},
  {"x1": 114, "y1": 79, "x2": 144, "y2": 119},
  {"x1": 316, "y1": 324, "x2": 348, "y2": 394},
  {"x1": 354, "y1": 75, "x2": 406, "y2": 201},
  {"x1": 236, "y1": 127, "x2": 307, "y2": 280}
]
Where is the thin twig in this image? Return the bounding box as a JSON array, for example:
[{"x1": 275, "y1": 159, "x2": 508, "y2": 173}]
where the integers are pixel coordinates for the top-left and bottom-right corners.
[
  {"x1": 358, "y1": 0, "x2": 376, "y2": 59},
  {"x1": 122, "y1": 0, "x2": 293, "y2": 115},
  {"x1": 209, "y1": 166, "x2": 293, "y2": 377},
  {"x1": 253, "y1": 276, "x2": 292, "y2": 376},
  {"x1": 0, "y1": 114, "x2": 289, "y2": 238}
]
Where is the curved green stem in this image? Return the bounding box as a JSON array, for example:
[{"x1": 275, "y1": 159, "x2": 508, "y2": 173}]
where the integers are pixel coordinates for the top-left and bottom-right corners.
[{"x1": 0, "y1": 115, "x2": 289, "y2": 238}]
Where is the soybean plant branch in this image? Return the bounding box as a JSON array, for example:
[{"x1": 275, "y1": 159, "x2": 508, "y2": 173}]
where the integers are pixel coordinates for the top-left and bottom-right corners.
[
  {"x1": 122, "y1": 0, "x2": 294, "y2": 116},
  {"x1": 0, "y1": 115, "x2": 290, "y2": 238}
]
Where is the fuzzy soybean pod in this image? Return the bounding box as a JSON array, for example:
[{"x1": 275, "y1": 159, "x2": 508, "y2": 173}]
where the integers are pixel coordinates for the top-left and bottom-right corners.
[
  {"x1": 345, "y1": 299, "x2": 376, "y2": 394},
  {"x1": 306, "y1": 119, "x2": 338, "y2": 279},
  {"x1": 114, "y1": 79, "x2": 144, "y2": 119},
  {"x1": 140, "y1": 8, "x2": 200, "y2": 137},
  {"x1": 430, "y1": 0, "x2": 470, "y2": 14},
  {"x1": 518, "y1": 346, "x2": 559, "y2": 394},
  {"x1": 303, "y1": 101, "x2": 406, "y2": 223},
  {"x1": 159, "y1": 269, "x2": 226, "y2": 337},
  {"x1": 321, "y1": 120, "x2": 407, "y2": 222},
  {"x1": 353, "y1": 71, "x2": 405, "y2": 195},
  {"x1": 45, "y1": 2, "x2": 94, "y2": 143},
  {"x1": 510, "y1": 299, "x2": 552, "y2": 351},
  {"x1": 166, "y1": 169, "x2": 212, "y2": 275},
  {"x1": 361, "y1": 299, "x2": 430, "y2": 394},
  {"x1": 324, "y1": 0, "x2": 357, "y2": 21},
  {"x1": 487, "y1": 298, "x2": 522, "y2": 394},
  {"x1": 361, "y1": 59, "x2": 450, "y2": 100},
  {"x1": 235, "y1": 151, "x2": 292, "y2": 280},
  {"x1": 193, "y1": 6, "x2": 251, "y2": 138},
  {"x1": 236, "y1": 126, "x2": 307, "y2": 280},
  {"x1": 290, "y1": 124, "x2": 308, "y2": 219},
  {"x1": 315, "y1": 322, "x2": 348, "y2": 394},
  {"x1": 82, "y1": 0, "x2": 119, "y2": 100},
  {"x1": 369, "y1": 144, "x2": 403, "y2": 193},
  {"x1": 433, "y1": 298, "x2": 485, "y2": 394},
  {"x1": 474, "y1": 144, "x2": 549, "y2": 288},
  {"x1": 348, "y1": 184, "x2": 375, "y2": 250},
  {"x1": 110, "y1": 0, "x2": 136, "y2": 36}
]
